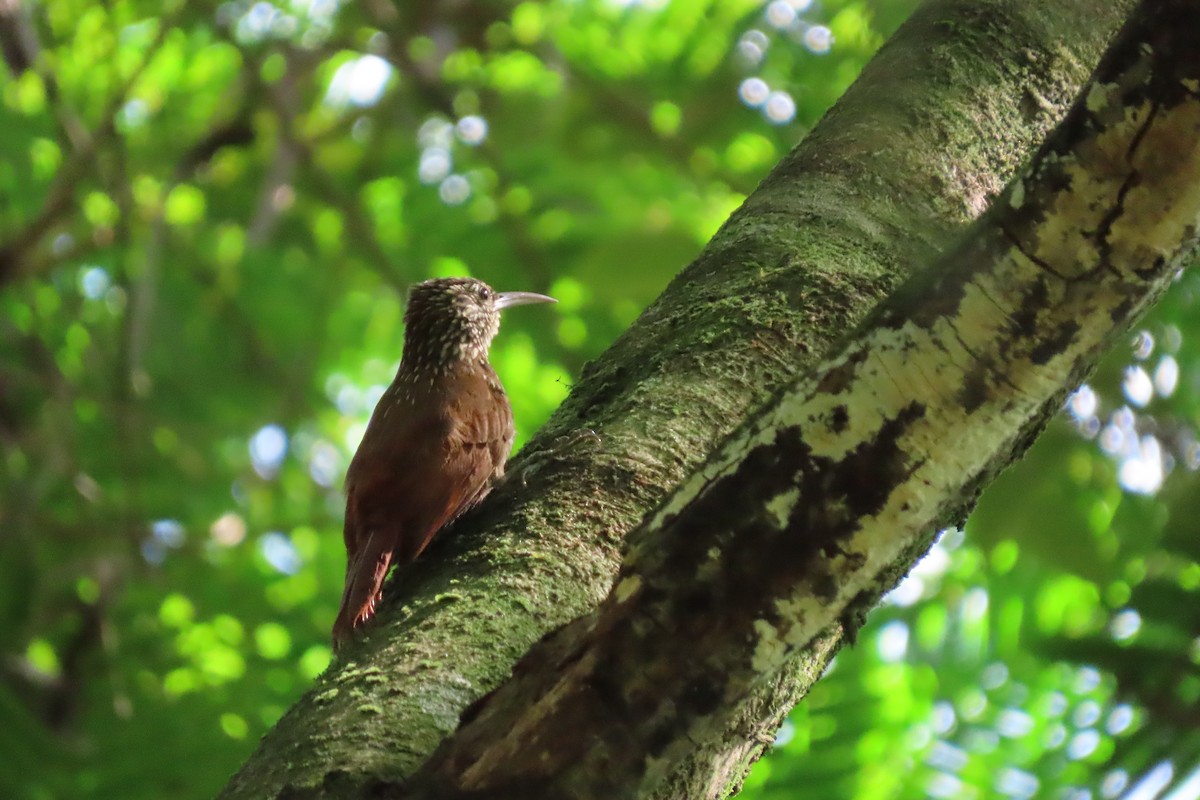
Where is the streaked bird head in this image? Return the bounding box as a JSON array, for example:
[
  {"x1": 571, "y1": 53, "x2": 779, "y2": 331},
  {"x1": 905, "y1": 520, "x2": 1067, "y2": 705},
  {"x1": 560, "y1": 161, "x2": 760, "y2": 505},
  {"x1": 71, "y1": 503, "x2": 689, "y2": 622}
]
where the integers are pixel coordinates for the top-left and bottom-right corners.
[{"x1": 401, "y1": 277, "x2": 556, "y2": 370}]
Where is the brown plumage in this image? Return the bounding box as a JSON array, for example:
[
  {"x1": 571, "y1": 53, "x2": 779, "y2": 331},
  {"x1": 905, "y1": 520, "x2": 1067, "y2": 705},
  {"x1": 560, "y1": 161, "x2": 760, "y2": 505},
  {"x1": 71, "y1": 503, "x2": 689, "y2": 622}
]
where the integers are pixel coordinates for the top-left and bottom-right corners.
[{"x1": 332, "y1": 277, "x2": 555, "y2": 648}]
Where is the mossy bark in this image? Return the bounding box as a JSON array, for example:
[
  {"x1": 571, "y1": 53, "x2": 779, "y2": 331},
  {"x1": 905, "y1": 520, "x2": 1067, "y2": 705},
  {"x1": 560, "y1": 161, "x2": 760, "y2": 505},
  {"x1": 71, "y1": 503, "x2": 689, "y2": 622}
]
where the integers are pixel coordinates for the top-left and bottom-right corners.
[
  {"x1": 405, "y1": 2, "x2": 1200, "y2": 794},
  {"x1": 220, "y1": 1, "x2": 1142, "y2": 798}
]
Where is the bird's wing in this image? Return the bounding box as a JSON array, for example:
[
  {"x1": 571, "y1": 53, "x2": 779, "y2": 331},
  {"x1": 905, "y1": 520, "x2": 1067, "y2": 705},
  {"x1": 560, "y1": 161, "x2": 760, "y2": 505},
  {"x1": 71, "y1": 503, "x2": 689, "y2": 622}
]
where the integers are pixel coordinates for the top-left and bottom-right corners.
[
  {"x1": 335, "y1": 398, "x2": 450, "y2": 647},
  {"x1": 449, "y1": 373, "x2": 514, "y2": 472}
]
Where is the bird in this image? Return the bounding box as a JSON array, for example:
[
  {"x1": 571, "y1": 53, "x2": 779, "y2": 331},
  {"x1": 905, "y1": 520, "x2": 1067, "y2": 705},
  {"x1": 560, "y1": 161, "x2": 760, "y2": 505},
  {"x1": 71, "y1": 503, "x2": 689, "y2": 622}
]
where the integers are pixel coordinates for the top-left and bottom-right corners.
[{"x1": 332, "y1": 277, "x2": 556, "y2": 648}]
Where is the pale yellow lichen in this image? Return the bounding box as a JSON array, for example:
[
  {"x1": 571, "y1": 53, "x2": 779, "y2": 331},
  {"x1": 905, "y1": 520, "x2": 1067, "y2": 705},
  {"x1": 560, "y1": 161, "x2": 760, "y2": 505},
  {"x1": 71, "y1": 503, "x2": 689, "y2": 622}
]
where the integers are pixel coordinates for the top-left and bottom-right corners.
[
  {"x1": 751, "y1": 618, "x2": 786, "y2": 673},
  {"x1": 765, "y1": 487, "x2": 800, "y2": 528},
  {"x1": 614, "y1": 575, "x2": 642, "y2": 603},
  {"x1": 1085, "y1": 82, "x2": 1112, "y2": 113},
  {"x1": 1009, "y1": 178, "x2": 1025, "y2": 209}
]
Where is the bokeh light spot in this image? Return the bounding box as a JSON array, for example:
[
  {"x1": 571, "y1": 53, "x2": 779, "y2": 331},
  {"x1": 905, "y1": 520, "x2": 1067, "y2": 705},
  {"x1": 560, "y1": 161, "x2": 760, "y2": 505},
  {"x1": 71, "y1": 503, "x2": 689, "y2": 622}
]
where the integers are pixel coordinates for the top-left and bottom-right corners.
[
  {"x1": 439, "y1": 174, "x2": 471, "y2": 205},
  {"x1": 1122, "y1": 365, "x2": 1153, "y2": 407},
  {"x1": 803, "y1": 24, "x2": 834, "y2": 54},
  {"x1": 220, "y1": 712, "x2": 249, "y2": 740},
  {"x1": 326, "y1": 54, "x2": 393, "y2": 108},
  {"x1": 259, "y1": 532, "x2": 302, "y2": 575},
  {"x1": 456, "y1": 115, "x2": 488, "y2": 145},
  {"x1": 250, "y1": 424, "x2": 289, "y2": 478},
  {"x1": 764, "y1": 90, "x2": 796, "y2": 124},
  {"x1": 738, "y1": 77, "x2": 770, "y2": 107}
]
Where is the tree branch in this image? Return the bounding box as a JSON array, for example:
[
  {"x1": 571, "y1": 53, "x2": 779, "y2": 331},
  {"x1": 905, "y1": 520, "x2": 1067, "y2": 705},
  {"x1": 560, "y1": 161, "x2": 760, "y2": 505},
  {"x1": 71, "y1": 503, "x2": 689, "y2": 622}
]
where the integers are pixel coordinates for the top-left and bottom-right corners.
[
  {"x1": 406, "y1": 1, "x2": 1200, "y2": 794},
  {"x1": 220, "y1": 1, "x2": 1137, "y2": 797}
]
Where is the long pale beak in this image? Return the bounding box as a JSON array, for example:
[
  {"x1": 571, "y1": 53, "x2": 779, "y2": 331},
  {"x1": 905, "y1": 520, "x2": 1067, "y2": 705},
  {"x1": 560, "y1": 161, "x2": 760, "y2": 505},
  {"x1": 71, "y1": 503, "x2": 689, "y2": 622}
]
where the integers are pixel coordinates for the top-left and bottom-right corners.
[{"x1": 495, "y1": 291, "x2": 556, "y2": 310}]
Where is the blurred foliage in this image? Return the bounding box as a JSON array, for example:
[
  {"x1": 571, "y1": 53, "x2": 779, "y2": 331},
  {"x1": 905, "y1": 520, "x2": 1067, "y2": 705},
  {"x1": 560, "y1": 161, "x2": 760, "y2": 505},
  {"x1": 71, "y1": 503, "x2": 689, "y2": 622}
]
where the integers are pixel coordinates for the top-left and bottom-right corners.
[{"x1": 0, "y1": 1, "x2": 1196, "y2": 799}]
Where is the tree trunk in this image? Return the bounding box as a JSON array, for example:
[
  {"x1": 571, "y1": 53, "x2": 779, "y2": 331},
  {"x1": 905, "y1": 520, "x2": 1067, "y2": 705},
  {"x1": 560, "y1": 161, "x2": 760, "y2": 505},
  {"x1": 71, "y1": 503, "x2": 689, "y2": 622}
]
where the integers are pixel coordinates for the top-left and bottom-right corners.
[{"x1": 220, "y1": 0, "x2": 1166, "y2": 797}]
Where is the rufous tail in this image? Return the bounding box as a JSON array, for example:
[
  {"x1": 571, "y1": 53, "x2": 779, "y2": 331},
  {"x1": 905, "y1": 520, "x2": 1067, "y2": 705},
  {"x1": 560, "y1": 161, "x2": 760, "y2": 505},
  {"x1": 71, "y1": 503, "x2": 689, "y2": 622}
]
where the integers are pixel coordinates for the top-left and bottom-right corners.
[{"x1": 332, "y1": 531, "x2": 393, "y2": 650}]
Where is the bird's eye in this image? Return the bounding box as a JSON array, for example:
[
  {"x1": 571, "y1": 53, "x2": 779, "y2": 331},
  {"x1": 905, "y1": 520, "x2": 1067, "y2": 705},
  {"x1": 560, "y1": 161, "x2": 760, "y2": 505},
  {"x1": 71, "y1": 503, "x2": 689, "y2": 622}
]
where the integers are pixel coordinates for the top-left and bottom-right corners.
[{"x1": 477, "y1": 286, "x2": 492, "y2": 301}]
